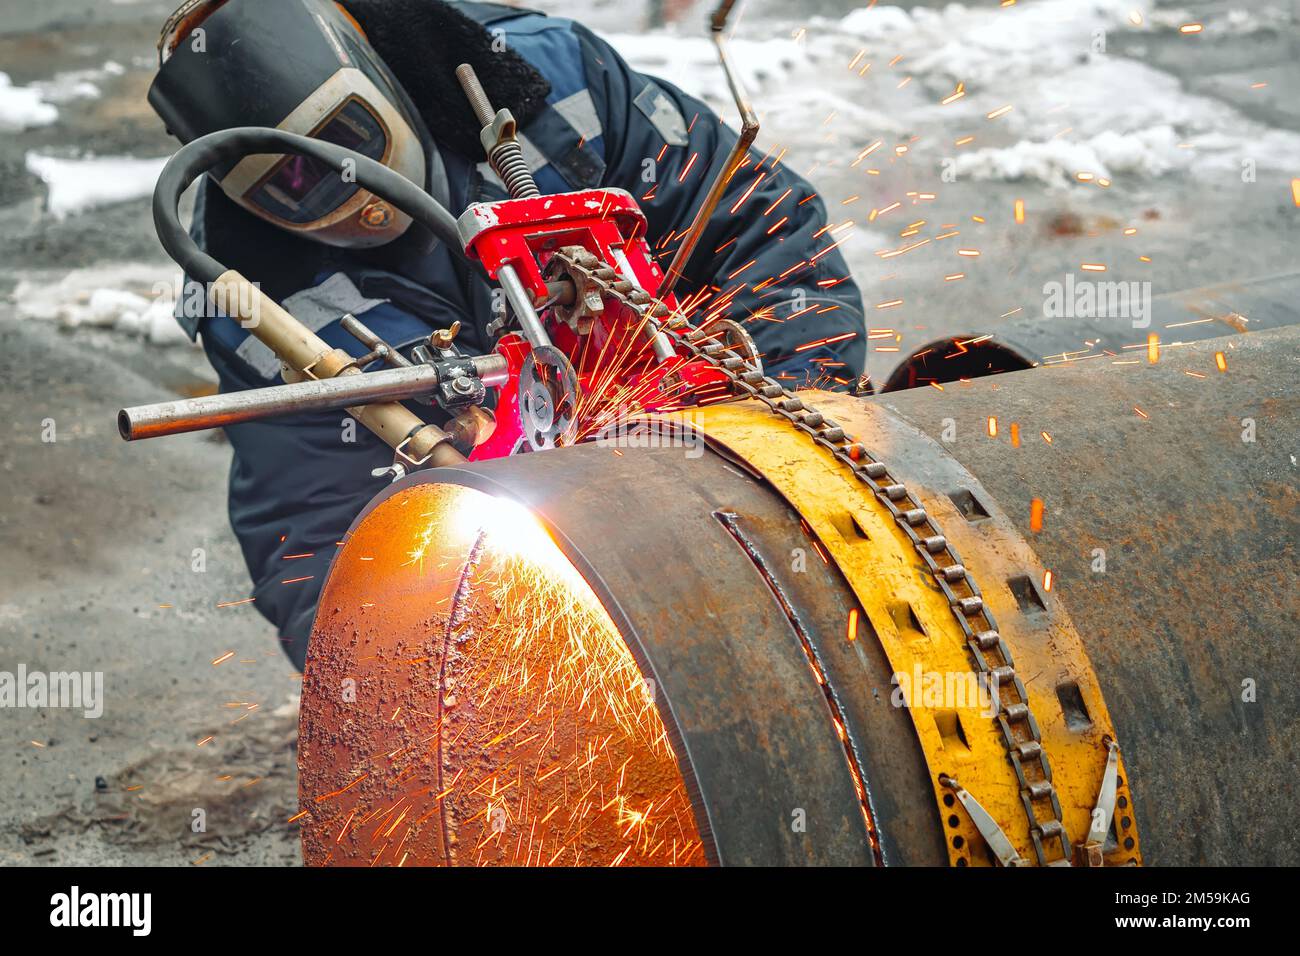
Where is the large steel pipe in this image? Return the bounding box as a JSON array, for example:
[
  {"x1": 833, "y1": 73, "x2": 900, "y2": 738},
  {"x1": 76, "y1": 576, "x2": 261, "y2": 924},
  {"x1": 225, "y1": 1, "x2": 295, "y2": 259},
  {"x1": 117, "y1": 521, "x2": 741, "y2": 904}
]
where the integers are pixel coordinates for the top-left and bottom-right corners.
[
  {"x1": 883, "y1": 270, "x2": 1300, "y2": 390},
  {"x1": 297, "y1": 327, "x2": 1297, "y2": 866},
  {"x1": 868, "y1": 325, "x2": 1299, "y2": 865},
  {"x1": 298, "y1": 448, "x2": 911, "y2": 865}
]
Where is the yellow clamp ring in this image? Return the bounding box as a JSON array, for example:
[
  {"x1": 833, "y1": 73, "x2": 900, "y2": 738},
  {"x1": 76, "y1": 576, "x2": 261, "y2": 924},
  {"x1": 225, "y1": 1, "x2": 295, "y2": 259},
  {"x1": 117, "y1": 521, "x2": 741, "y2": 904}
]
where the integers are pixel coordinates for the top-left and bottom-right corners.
[{"x1": 672, "y1": 393, "x2": 1142, "y2": 867}]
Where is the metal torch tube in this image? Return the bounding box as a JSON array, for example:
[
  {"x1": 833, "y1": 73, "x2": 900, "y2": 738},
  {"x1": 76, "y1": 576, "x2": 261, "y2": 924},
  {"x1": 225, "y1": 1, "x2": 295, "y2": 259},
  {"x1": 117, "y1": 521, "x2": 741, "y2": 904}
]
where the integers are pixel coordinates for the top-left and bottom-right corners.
[
  {"x1": 472, "y1": 353, "x2": 511, "y2": 388},
  {"x1": 659, "y1": 0, "x2": 759, "y2": 299},
  {"x1": 497, "y1": 262, "x2": 553, "y2": 349},
  {"x1": 119, "y1": 365, "x2": 443, "y2": 440},
  {"x1": 612, "y1": 246, "x2": 675, "y2": 363}
]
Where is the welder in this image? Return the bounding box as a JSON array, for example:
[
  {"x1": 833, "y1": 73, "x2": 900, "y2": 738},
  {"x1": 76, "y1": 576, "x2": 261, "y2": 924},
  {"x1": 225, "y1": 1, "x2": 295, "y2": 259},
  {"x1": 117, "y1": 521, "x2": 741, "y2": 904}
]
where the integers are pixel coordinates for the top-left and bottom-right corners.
[{"x1": 148, "y1": 0, "x2": 866, "y2": 669}]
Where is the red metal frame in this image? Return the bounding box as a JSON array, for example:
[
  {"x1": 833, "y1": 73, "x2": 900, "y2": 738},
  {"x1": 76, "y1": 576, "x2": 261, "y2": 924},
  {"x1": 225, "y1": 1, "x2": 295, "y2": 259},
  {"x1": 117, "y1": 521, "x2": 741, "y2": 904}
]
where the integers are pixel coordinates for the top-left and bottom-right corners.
[
  {"x1": 460, "y1": 188, "x2": 667, "y2": 303},
  {"x1": 459, "y1": 187, "x2": 726, "y2": 458}
]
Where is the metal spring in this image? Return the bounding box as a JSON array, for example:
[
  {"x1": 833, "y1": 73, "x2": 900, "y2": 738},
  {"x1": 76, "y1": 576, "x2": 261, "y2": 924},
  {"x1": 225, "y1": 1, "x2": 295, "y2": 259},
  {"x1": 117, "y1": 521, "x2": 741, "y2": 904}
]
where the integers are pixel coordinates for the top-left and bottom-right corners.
[{"x1": 489, "y1": 141, "x2": 540, "y2": 199}]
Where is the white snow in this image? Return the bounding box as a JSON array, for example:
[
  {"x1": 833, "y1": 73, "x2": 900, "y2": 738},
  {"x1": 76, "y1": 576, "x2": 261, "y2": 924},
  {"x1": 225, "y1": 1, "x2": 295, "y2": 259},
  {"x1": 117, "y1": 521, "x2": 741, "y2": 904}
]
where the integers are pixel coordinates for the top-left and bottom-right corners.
[
  {"x1": 0, "y1": 60, "x2": 126, "y2": 131},
  {"x1": 946, "y1": 49, "x2": 1300, "y2": 186},
  {"x1": 0, "y1": 72, "x2": 59, "y2": 131},
  {"x1": 954, "y1": 126, "x2": 1186, "y2": 186},
  {"x1": 580, "y1": 0, "x2": 1300, "y2": 204},
  {"x1": 1186, "y1": 125, "x2": 1300, "y2": 178},
  {"x1": 835, "y1": 0, "x2": 1153, "y2": 90},
  {"x1": 593, "y1": 0, "x2": 1297, "y2": 191},
  {"x1": 838, "y1": 6, "x2": 917, "y2": 39},
  {"x1": 11, "y1": 263, "x2": 194, "y2": 347},
  {"x1": 25, "y1": 152, "x2": 170, "y2": 219},
  {"x1": 602, "y1": 31, "x2": 810, "y2": 105},
  {"x1": 779, "y1": 0, "x2": 1298, "y2": 187}
]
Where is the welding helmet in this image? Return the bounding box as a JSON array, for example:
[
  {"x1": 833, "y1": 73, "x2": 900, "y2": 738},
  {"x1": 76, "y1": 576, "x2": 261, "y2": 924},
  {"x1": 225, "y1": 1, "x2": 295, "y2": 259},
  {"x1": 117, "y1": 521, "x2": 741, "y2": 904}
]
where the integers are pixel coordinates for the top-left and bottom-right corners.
[{"x1": 148, "y1": 0, "x2": 426, "y2": 248}]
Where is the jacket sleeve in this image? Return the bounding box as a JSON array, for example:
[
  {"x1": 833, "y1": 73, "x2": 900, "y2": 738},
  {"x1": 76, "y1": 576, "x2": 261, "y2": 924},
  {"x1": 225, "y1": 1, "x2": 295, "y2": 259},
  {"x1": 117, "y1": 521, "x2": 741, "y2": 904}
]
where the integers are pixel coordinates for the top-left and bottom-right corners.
[{"x1": 573, "y1": 23, "x2": 867, "y2": 388}]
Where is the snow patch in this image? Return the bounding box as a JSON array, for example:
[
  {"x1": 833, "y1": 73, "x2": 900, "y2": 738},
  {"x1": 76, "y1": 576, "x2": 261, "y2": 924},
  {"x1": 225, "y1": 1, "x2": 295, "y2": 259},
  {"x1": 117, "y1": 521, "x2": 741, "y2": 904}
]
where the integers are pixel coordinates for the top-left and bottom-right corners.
[
  {"x1": 838, "y1": 5, "x2": 916, "y2": 39},
  {"x1": 1186, "y1": 126, "x2": 1300, "y2": 177},
  {"x1": 0, "y1": 72, "x2": 59, "y2": 131},
  {"x1": 25, "y1": 152, "x2": 169, "y2": 218},
  {"x1": 905, "y1": 0, "x2": 1151, "y2": 91},
  {"x1": 813, "y1": 0, "x2": 1297, "y2": 190},
  {"x1": 11, "y1": 263, "x2": 193, "y2": 347},
  {"x1": 953, "y1": 126, "x2": 1184, "y2": 185}
]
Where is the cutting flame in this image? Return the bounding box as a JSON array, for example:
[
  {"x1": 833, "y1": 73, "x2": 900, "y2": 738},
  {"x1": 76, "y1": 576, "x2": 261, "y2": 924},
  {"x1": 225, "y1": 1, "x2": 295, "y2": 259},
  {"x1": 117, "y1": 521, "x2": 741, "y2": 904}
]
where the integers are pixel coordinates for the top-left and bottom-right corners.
[{"x1": 301, "y1": 483, "x2": 704, "y2": 866}]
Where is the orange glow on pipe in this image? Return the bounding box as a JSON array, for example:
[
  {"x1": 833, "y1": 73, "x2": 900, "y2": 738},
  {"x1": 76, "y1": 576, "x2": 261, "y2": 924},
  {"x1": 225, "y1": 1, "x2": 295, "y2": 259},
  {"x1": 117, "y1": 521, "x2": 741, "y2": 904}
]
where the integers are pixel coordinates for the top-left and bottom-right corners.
[{"x1": 299, "y1": 484, "x2": 703, "y2": 867}]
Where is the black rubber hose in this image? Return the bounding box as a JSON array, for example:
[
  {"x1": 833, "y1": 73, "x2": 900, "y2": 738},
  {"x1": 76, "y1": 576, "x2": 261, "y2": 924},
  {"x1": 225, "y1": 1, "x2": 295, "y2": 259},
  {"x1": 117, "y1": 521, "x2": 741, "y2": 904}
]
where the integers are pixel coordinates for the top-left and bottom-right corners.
[{"x1": 152, "y1": 126, "x2": 465, "y2": 284}]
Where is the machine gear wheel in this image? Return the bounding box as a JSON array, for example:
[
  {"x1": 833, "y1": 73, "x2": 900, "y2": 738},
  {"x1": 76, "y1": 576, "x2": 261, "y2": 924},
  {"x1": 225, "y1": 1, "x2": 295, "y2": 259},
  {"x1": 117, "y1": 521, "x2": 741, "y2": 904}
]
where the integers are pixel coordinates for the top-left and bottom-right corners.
[{"x1": 518, "y1": 345, "x2": 580, "y2": 451}]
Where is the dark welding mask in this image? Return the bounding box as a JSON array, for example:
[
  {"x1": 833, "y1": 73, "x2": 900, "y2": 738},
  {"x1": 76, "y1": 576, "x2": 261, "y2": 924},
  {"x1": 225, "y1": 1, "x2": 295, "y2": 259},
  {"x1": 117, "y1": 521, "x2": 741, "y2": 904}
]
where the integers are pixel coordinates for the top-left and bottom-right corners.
[{"x1": 148, "y1": 0, "x2": 426, "y2": 248}]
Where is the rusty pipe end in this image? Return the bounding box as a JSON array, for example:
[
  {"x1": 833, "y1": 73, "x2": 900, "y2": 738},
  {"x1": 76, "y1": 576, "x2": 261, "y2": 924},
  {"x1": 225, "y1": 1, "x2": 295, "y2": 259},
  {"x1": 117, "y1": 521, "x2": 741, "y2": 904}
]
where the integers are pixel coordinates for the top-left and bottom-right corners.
[{"x1": 117, "y1": 408, "x2": 136, "y2": 441}]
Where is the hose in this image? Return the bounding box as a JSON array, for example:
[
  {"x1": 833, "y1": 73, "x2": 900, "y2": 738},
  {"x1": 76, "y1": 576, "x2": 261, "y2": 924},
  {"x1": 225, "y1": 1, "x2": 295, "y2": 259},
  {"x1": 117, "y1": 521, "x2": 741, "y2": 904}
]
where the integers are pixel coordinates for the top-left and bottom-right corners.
[{"x1": 152, "y1": 126, "x2": 465, "y2": 283}]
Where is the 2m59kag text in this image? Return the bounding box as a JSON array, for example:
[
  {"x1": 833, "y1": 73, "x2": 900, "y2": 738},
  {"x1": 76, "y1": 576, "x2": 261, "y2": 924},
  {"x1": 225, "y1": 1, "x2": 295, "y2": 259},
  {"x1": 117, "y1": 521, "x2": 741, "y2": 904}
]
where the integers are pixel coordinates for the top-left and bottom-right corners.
[{"x1": 1117, "y1": 893, "x2": 1251, "y2": 906}]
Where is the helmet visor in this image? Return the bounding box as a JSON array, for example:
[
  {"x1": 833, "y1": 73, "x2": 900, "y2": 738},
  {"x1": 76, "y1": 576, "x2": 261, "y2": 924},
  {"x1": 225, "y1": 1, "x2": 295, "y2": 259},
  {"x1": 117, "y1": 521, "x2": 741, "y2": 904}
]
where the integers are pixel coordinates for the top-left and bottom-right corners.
[{"x1": 247, "y1": 98, "x2": 387, "y2": 224}]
